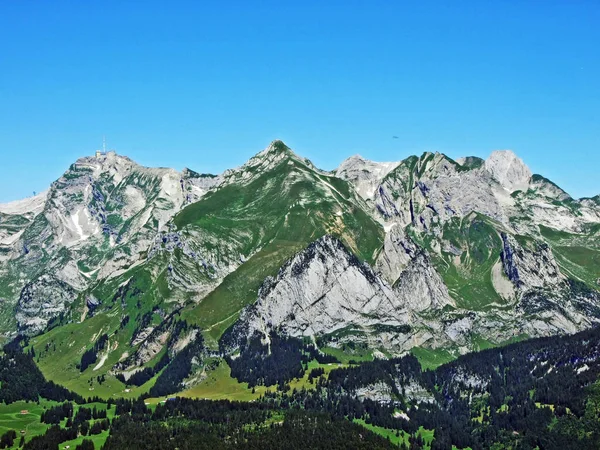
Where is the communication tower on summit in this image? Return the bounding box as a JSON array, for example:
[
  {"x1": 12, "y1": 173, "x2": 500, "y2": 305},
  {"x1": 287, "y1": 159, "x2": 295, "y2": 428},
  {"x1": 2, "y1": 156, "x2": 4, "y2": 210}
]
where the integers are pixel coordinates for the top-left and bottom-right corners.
[{"x1": 95, "y1": 136, "x2": 114, "y2": 158}]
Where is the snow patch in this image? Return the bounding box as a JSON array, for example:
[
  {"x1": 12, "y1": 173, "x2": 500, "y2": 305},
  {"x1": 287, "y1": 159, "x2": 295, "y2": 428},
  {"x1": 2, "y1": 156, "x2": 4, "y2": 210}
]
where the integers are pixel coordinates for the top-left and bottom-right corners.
[{"x1": 93, "y1": 353, "x2": 108, "y2": 371}]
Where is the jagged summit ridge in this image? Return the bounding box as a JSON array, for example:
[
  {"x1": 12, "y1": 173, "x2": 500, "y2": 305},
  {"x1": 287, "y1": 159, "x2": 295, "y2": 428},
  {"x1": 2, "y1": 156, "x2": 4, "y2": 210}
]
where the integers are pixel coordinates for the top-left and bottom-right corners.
[
  {"x1": 248, "y1": 234, "x2": 409, "y2": 337},
  {"x1": 0, "y1": 140, "x2": 598, "y2": 361},
  {"x1": 0, "y1": 138, "x2": 598, "y2": 410},
  {"x1": 333, "y1": 148, "x2": 599, "y2": 234}
]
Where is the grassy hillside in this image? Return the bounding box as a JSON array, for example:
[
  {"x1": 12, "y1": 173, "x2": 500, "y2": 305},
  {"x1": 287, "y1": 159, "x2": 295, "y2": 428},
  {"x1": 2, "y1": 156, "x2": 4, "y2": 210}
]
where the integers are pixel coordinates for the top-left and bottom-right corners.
[
  {"x1": 540, "y1": 224, "x2": 600, "y2": 289},
  {"x1": 410, "y1": 214, "x2": 507, "y2": 311},
  {"x1": 30, "y1": 267, "x2": 171, "y2": 399},
  {"x1": 177, "y1": 147, "x2": 384, "y2": 344}
]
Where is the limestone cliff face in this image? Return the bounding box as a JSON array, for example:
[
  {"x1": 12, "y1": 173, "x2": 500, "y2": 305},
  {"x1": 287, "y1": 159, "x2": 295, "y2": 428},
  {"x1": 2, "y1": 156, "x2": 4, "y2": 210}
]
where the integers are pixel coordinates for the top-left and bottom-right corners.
[
  {"x1": 229, "y1": 231, "x2": 600, "y2": 357},
  {"x1": 376, "y1": 225, "x2": 454, "y2": 312},
  {"x1": 226, "y1": 145, "x2": 600, "y2": 355},
  {"x1": 375, "y1": 225, "x2": 419, "y2": 284},
  {"x1": 496, "y1": 232, "x2": 600, "y2": 336},
  {"x1": 241, "y1": 235, "x2": 413, "y2": 339},
  {"x1": 15, "y1": 274, "x2": 76, "y2": 334},
  {"x1": 484, "y1": 150, "x2": 532, "y2": 193},
  {"x1": 500, "y1": 233, "x2": 564, "y2": 291},
  {"x1": 0, "y1": 192, "x2": 46, "y2": 253},
  {"x1": 229, "y1": 235, "x2": 456, "y2": 355},
  {"x1": 368, "y1": 153, "x2": 511, "y2": 231},
  {"x1": 337, "y1": 150, "x2": 599, "y2": 235},
  {"x1": 334, "y1": 149, "x2": 600, "y2": 350}
]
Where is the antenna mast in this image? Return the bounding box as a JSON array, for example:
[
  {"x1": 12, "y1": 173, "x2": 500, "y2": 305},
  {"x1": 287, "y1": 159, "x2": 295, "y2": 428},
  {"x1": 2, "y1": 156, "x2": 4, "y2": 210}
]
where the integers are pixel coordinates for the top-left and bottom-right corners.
[{"x1": 103, "y1": 135, "x2": 106, "y2": 153}]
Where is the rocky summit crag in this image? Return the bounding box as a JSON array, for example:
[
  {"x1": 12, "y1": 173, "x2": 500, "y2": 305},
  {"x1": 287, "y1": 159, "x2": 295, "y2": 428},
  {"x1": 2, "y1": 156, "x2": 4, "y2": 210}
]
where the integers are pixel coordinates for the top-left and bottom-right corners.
[{"x1": 0, "y1": 140, "x2": 598, "y2": 397}]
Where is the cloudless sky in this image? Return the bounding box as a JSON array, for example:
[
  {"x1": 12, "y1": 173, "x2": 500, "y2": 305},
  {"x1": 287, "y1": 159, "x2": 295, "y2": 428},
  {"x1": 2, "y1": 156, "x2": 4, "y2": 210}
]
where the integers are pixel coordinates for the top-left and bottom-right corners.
[{"x1": 0, "y1": 0, "x2": 598, "y2": 202}]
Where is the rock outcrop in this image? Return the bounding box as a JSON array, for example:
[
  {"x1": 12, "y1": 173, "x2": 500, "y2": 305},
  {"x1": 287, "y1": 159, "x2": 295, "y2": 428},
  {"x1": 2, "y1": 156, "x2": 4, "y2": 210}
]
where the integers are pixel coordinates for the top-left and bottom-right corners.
[
  {"x1": 336, "y1": 155, "x2": 400, "y2": 200},
  {"x1": 484, "y1": 150, "x2": 532, "y2": 193},
  {"x1": 230, "y1": 235, "x2": 456, "y2": 355},
  {"x1": 15, "y1": 274, "x2": 76, "y2": 334},
  {"x1": 240, "y1": 235, "x2": 413, "y2": 339},
  {"x1": 500, "y1": 233, "x2": 564, "y2": 291},
  {"x1": 367, "y1": 152, "x2": 511, "y2": 231}
]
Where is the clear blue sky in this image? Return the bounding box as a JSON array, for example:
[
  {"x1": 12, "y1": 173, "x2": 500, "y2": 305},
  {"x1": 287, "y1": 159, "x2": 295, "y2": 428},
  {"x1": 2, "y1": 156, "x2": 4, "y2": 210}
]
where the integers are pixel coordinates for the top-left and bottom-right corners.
[{"x1": 0, "y1": 1, "x2": 598, "y2": 202}]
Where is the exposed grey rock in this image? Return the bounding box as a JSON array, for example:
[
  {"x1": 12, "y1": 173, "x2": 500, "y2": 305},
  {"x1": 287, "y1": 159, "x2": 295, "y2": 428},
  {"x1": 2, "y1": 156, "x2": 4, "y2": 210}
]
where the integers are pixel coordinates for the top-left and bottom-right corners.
[
  {"x1": 371, "y1": 153, "x2": 510, "y2": 231},
  {"x1": 375, "y1": 225, "x2": 418, "y2": 284},
  {"x1": 231, "y1": 227, "x2": 600, "y2": 357},
  {"x1": 375, "y1": 225, "x2": 455, "y2": 314},
  {"x1": 231, "y1": 235, "x2": 457, "y2": 355},
  {"x1": 85, "y1": 295, "x2": 101, "y2": 316},
  {"x1": 336, "y1": 155, "x2": 399, "y2": 200},
  {"x1": 354, "y1": 382, "x2": 395, "y2": 403},
  {"x1": 402, "y1": 380, "x2": 435, "y2": 404},
  {"x1": 242, "y1": 235, "x2": 414, "y2": 340},
  {"x1": 328, "y1": 149, "x2": 600, "y2": 354},
  {"x1": 500, "y1": 233, "x2": 564, "y2": 291},
  {"x1": 1, "y1": 151, "x2": 222, "y2": 334},
  {"x1": 449, "y1": 367, "x2": 490, "y2": 390},
  {"x1": 484, "y1": 150, "x2": 532, "y2": 193},
  {"x1": 529, "y1": 175, "x2": 571, "y2": 201},
  {"x1": 15, "y1": 274, "x2": 76, "y2": 335},
  {"x1": 339, "y1": 149, "x2": 598, "y2": 236},
  {"x1": 391, "y1": 250, "x2": 455, "y2": 313},
  {"x1": 0, "y1": 142, "x2": 598, "y2": 369}
]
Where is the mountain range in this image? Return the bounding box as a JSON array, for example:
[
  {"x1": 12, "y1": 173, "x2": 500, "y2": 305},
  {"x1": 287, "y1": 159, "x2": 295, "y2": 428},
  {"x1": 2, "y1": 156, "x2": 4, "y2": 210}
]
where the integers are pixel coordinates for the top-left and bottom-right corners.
[{"x1": 0, "y1": 140, "x2": 599, "y2": 401}]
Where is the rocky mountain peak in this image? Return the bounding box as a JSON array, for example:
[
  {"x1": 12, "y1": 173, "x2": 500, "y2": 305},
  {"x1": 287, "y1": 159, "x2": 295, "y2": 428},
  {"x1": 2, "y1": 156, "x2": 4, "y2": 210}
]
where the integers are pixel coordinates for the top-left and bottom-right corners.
[
  {"x1": 1, "y1": 138, "x2": 600, "y2": 411},
  {"x1": 529, "y1": 174, "x2": 571, "y2": 201},
  {"x1": 268, "y1": 139, "x2": 292, "y2": 153},
  {"x1": 75, "y1": 151, "x2": 138, "y2": 174},
  {"x1": 254, "y1": 139, "x2": 296, "y2": 161},
  {"x1": 336, "y1": 155, "x2": 400, "y2": 200},
  {"x1": 484, "y1": 150, "x2": 532, "y2": 193},
  {"x1": 340, "y1": 154, "x2": 367, "y2": 164},
  {"x1": 455, "y1": 156, "x2": 485, "y2": 170},
  {"x1": 221, "y1": 140, "x2": 313, "y2": 185}
]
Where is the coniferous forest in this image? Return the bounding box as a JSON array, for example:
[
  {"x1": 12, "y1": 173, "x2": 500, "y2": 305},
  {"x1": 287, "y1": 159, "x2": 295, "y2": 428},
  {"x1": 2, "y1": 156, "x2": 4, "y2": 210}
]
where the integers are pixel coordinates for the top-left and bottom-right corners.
[{"x1": 0, "y1": 325, "x2": 599, "y2": 449}]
